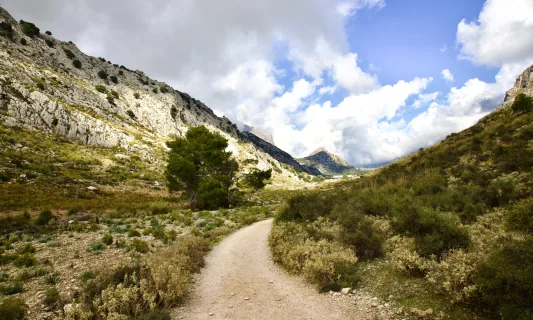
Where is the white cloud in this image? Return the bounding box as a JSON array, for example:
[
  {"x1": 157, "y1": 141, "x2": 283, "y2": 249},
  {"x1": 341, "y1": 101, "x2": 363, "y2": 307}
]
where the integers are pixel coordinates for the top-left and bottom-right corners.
[
  {"x1": 440, "y1": 44, "x2": 448, "y2": 53},
  {"x1": 441, "y1": 69, "x2": 454, "y2": 82},
  {"x1": 457, "y1": 0, "x2": 533, "y2": 66},
  {"x1": 413, "y1": 92, "x2": 439, "y2": 109},
  {"x1": 319, "y1": 86, "x2": 337, "y2": 95},
  {"x1": 336, "y1": 0, "x2": 385, "y2": 16}
]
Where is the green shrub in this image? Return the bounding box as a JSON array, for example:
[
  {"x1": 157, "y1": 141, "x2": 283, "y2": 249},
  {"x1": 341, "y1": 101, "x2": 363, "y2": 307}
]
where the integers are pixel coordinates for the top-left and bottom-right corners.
[
  {"x1": 81, "y1": 270, "x2": 96, "y2": 281},
  {"x1": 511, "y1": 93, "x2": 533, "y2": 113},
  {"x1": 110, "y1": 75, "x2": 118, "y2": 84},
  {"x1": 393, "y1": 207, "x2": 471, "y2": 258},
  {"x1": 106, "y1": 94, "x2": 115, "y2": 104},
  {"x1": 13, "y1": 254, "x2": 36, "y2": 268},
  {"x1": 127, "y1": 229, "x2": 140, "y2": 237},
  {"x1": 45, "y1": 39, "x2": 54, "y2": 48},
  {"x1": 67, "y1": 205, "x2": 83, "y2": 216},
  {"x1": 44, "y1": 272, "x2": 59, "y2": 285},
  {"x1": 95, "y1": 85, "x2": 107, "y2": 93},
  {"x1": 160, "y1": 86, "x2": 169, "y2": 94},
  {"x1": 506, "y1": 197, "x2": 533, "y2": 233},
  {"x1": 63, "y1": 48, "x2": 75, "y2": 59},
  {"x1": 127, "y1": 110, "x2": 136, "y2": 119},
  {"x1": 72, "y1": 59, "x2": 82, "y2": 69},
  {"x1": 16, "y1": 243, "x2": 35, "y2": 254},
  {"x1": 137, "y1": 310, "x2": 171, "y2": 320},
  {"x1": 35, "y1": 208, "x2": 54, "y2": 225},
  {"x1": 130, "y1": 239, "x2": 149, "y2": 253},
  {"x1": 152, "y1": 88, "x2": 158, "y2": 94},
  {"x1": 87, "y1": 242, "x2": 104, "y2": 253},
  {"x1": 336, "y1": 212, "x2": 384, "y2": 259},
  {"x1": 0, "y1": 297, "x2": 27, "y2": 320},
  {"x1": 118, "y1": 70, "x2": 124, "y2": 76},
  {"x1": 276, "y1": 192, "x2": 335, "y2": 222},
  {"x1": 170, "y1": 106, "x2": 178, "y2": 119},
  {"x1": 134, "y1": 92, "x2": 140, "y2": 99},
  {"x1": 19, "y1": 20, "x2": 40, "y2": 37},
  {"x1": 243, "y1": 169, "x2": 272, "y2": 190},
  {"x1": 19, "y1": 38, "x2": 27, "y2": 45},
  {"x1": 45, "y1": 31, "x2": 52, "y2": 35},
  {"x1": 43, "y1": 287, "x2": 60, "y2": 306},
  {"x1": 97, "y1": 70, "x2": 108, "y2": 80},
  {"x1": 101, "y1": 234, "x2": 113, "y2": 245},
  {"x1": 475, "y1": 239, "x2": 533, "y2": 319},
  {"x1": 110, "y1": 90, "x2": 119, "y2": 99},
  {"x1": 0, "y1": 21, "x2": 13, "y2": 40},
  {"x1": 0, "y1": 282, "x2": 23, "y2": 295}
]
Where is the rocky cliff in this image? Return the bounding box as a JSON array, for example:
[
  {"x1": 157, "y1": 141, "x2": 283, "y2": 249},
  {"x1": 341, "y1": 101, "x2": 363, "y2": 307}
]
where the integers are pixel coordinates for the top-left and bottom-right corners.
[
  {"x1": 297, "y1": 148, "x2": 370, "y2": 176},
  {"x1": 502, "y1": 64, "x2": 533, "y2": 107},
  {"x1": 0, "y1": 7, "x2": 310, "y2": 183}
]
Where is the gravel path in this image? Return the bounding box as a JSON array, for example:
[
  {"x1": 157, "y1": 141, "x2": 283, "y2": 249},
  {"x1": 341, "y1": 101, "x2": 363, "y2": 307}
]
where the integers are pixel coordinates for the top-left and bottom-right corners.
[{"x1": 175, "y1": 219, "x2": 392, "y2": 320}]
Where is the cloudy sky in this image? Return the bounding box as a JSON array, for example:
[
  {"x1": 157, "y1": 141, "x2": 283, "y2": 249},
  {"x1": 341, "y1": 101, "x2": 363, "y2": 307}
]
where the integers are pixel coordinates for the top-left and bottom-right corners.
[{"x1": 4, "y1": 0, "x2": 533, "y2": 166}]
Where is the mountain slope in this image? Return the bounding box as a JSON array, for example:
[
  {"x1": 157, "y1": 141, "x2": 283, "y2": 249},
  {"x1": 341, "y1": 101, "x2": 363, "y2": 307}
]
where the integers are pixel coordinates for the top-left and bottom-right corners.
[
  {"x1": 297, "y1": 148, "x2": 369, "y2": 176},
  {"x1": 271, "y1": 64, "x2": 533, "y2": 319},
  {"x1": 0, "y1": 7, "x2": 310, "y2": 188}
]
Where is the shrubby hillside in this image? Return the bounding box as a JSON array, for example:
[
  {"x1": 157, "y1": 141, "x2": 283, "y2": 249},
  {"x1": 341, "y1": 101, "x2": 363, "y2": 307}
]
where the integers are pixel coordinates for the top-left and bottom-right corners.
[{"x1": 270, "y1": 66, "x2": 533, "y2": 319}]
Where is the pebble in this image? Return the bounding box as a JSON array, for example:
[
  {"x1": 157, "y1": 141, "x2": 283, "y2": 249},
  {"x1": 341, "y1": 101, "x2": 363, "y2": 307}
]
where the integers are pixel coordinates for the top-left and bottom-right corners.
[
  {"x1": 208, "y1": 312, "x2": 214, "y2": 316},
  {"x1": 244, "y1": 297, "x2": 250, "y2": 300}
]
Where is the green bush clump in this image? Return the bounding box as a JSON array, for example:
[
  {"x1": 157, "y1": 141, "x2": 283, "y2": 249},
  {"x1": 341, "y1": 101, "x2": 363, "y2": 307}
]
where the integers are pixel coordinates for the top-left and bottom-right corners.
[
  {"x1": 19, "y1": 38, "x2": 27, "y2": 45},
  {"x1": 152, "y1": 88, "x2": 158, "y2": 94},
  {"x1": 511, "y1": 93, "x2": 533, "y2": 113},
  {"x1": 0, "y1": 297, "x2": 28, "y2": 320},
  {"x1": 506, "y1": 197, "x2": 533, "y2": 233},
  {"x1": 110, "y1": 75, "x2": 118, "y2": 84},
  {"x1": 110, "y1": 90, "x2": 119, "y2": 99},
  {"x1": 63, "y1": 48, "x2": 75, "y2": 59},
  {"x1": 243, "y1": 169, "x2": 272, "y2": 190},
  {"x1": 95, "y1": 85, "x2": 107, "y2": 93},
  {"x1": 19, "y1": 20, "x2": 40, "y2": 37},
  {"x1": 0, "y1": 21, "x2": 13, "y2": 40},
  {"x1": 134, "y1": 92, "x2": 140, "y2": 99},
  {"x1": 13, "y1": 254, "x2": 36, "y2": 268},
  {"x1": 45, "y1": 39, "x2": 54, "y2": 47},
  {"x1": 393, "y1": 207, "x2": 471, "y2": 258},
  {"x1": 87, "y1": 242, "x2": 104, "y2": 253},
  {"x1": 106, "y1": 94, "x2": 115, "y2": 105},
  {"x1": 34, "y1": 209, "x2": 54, "y2": 225},
  {"x1": 137, "y1": 310, "x2": 171, "y2": 320},
  {"x1": 43, "y1": 287, "x2": 60, "y2": 306},
  {"x1": 127, "y1": 229, "x2": 140, "y2": 237},
  {"x1": 170, "y1": 106, "x2": 178, "y2": 119},
  {"x1": 101, "y1": 234, "x2": 113, "y2": 245},
  {"x1": 475, "y1": 239, "x2": 533, "y2": 319},
  {"x1": 72, "y1": 59, "x2": 82, "y2": 69},
  {"x1": 130, "y1": 239, "x2": 149, "y2": 253},
  {"x1": 16, "y1": 243, "x2": 35, "y2": 255},
  {"x1": 97, "y1": 70, "x2": 108, "y2": 80},
  {"x1": 81, "y1": 270, "x2": 95, "y2": 281},
  {"x1": 44, "y1": 272, "x2": 59, "y2": 285},
  {"x1": 45, "y1": 31, "x2": 52, "y2": 35},
  {"x1": 0, "y1": 282, "x2": 24, "y2": 295}
]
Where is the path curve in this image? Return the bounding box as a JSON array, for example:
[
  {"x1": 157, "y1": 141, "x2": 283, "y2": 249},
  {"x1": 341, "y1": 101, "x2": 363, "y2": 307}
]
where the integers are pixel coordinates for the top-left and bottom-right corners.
[{"x1": 175, "y1": 219, "x2": 391, "y2": 320}]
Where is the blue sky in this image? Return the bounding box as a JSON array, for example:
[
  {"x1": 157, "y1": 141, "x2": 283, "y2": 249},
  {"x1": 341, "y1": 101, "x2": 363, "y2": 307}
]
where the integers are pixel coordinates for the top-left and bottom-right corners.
[{"x1": 4, "y1": 0, "x2": 533, "y2": 165}]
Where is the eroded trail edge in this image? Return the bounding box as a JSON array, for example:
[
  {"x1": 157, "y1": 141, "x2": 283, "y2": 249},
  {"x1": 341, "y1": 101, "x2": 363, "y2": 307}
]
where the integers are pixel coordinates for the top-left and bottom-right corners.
[{"x1": 175, "y1": 219, "x2": 391, "y2": 320}]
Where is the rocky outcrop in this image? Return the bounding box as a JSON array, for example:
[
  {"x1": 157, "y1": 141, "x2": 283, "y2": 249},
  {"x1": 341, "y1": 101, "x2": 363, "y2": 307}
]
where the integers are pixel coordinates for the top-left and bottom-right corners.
[
  {"x1": 297, "y1": 148, "x2": 370, "y2": 176},
  {"x1": 243, "y1": 125, "x2": 275, "y2": 145},
  {"x1": 502, "y1": 64, "x2": 533, "y2": 107},
  {"x1": 241, "y1": 132, "x2": 320, "y2": 175},
  {"x1": 0, "y1": 7, "x2": 310, "y2": 181}
]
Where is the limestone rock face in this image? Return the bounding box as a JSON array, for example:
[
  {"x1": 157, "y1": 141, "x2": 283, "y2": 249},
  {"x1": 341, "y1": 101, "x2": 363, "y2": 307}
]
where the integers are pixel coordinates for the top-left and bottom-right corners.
[
  {"x1": 502, "y1": 64, "x2": 533, "y2": 108},
  {"x1": 0, "y1": 7, "x2": 308, "y2": 182}
]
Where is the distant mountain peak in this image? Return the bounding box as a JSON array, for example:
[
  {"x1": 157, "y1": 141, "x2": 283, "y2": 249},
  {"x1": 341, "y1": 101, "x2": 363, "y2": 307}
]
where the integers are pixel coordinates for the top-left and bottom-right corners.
[{"x1": 243, "y1": 125, "x2": 275, "y2": 145}]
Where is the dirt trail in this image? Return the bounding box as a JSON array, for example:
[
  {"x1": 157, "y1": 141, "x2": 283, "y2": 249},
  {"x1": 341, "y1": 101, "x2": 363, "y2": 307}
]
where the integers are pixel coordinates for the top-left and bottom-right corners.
[{"x1": 175, "y1": 219, "x2": 391, "y2": 320}]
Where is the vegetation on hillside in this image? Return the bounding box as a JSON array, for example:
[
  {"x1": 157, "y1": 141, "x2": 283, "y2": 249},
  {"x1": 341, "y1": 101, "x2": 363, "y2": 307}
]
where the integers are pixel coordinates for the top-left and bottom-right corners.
[
  {"x1": 165, "y1": 126, "x2": 271, "y2": 210},
  {"x1": 270, "y1": 95, "x2": 533, "y2": 319}
]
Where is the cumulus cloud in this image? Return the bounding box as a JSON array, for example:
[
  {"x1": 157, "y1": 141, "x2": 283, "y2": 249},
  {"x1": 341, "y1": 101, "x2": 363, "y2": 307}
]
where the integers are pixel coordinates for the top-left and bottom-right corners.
[
  {"x1": 441, "y1": 69, "x2": 454, "y2": 82},
  {"x1": 336, "y1": 0, "x2": 385, "y2": 16},
  {"x1": 457, "y1": 0, "x2": 533, "y2": 66}
]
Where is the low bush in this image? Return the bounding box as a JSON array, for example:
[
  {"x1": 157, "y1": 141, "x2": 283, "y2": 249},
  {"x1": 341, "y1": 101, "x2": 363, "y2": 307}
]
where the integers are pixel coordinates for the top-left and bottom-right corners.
[
  {"x1": 97, "y1": 70, "x2": 108, "y2": 80},
  {"x1": 152, "y1": 88, "x2": 158, "y2": 94},
  {"x1": 134, "y1": 92, "x2": 140, "y2": 99},
  {"x1": 44, "y1": 272, "x2": 60, "y2": 285},
  {"x1": 110, "y1": 75, "x2": 118, "y2": 84},
  {"x1": 95, "y1": 85, "x2": 107, "y2": 93},
  {"x1": 43, "y1": 287, "x2": 60, "y2": 306},
  {"x1": 45, "y1": 39, "x2": 54, "y2": 48},
  {"x1": 19, "y1": 38, "x2": 27, "y2": 45},
  {"x1": 128, "y1": 229, "x2": 141, "y2": 237},
  {"x1": 474, "y1": 239, "x2": 533, "y2": 319},
  {"x1": 63, "y1": 48, "x2": 75, "y2": 59},
  {"x1": 101, "y1": 234, "x2": 113, "y2": 245},
  {"x1": 19, "y1": 20, "x2": 40, "y2": 37},
  {"x1": 0, "y1": 297, "x2": 27, "y2": 320},
  {"x1": 511, "y1": 93, "x2": 533, "y2": 113},
  {"x1": 45, "y1": 31, "x2": 52, "y2": 35},
  {"x1": 35, "y1": 208, "x2": 54, "y2": 225},
  {"x1": 127, "y1": 110, "x2": 136, "y2": 119},
  {"x1": 73, "y1": 59, "x2": 82, "y2": 69},
  {"x1": 16, "y1": 243, "x2": 35, "y2": 254},
  {"x1": 130, "y1": 239, "x2": 149, "y2": 253},
  {"x1": 110, "y1": 90, "x2": 119, "y2": 99},
  {"x1": 106, "y1": 94, "x2": 115, "y2": 105},
  {"x1": 506, "y1": 197, "x2": 533, "y2": 233},
  {"x1": 81, "y1": 270, "x2": 96, "y2": 281},
  {"x1": 0, "y1": 21, "x2": 13, "y2": 40},
  {"x1": 0, "y1": 282, "x2": 24, "y2": 295},
  {"x1": 13, "y1": 254, "x2": 36, "y2": 268}
]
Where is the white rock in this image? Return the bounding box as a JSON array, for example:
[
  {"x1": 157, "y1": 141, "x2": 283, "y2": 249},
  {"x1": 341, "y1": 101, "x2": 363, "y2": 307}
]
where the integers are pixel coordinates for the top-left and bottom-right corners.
[
  {"x1": 19, "y1": 174, "x2": 26, "y2": 178},
  {"x1": 341, "y1": 287, "x2": 351, "y2": 295},
  {"x1": 114, "y1": 153, "x2": 131, "y2": 160},
  {"x1": 87, "y1": 186, "x2": 98, "y2": 191}
]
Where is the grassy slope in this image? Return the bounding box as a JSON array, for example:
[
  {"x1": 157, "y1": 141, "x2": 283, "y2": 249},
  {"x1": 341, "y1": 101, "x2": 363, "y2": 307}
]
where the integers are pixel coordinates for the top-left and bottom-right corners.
[{"x1": 270, "y1": 103, "x2": 533, "y2": 319}]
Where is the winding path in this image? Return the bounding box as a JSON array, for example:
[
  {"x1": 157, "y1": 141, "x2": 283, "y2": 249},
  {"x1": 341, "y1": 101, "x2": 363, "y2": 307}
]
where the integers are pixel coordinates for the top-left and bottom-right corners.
[{"x1": 175, "y1": 219, "x2": 390, "y2": 320}]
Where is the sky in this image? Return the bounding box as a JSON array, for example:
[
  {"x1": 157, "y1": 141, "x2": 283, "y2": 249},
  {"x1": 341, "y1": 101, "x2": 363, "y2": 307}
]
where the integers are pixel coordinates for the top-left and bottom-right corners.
[{"x1": 3, "y1": 0, "x2": 533, "y2": 166}]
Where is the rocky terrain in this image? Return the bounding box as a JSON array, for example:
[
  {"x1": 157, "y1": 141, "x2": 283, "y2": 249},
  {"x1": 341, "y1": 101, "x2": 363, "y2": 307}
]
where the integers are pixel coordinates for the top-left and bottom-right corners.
[
  {"x1": 297, "y1": 147, "x2": 371, "y2": 176},
  {"x1": 0, "y1": 7, "x2": 314, "y2": 185}
]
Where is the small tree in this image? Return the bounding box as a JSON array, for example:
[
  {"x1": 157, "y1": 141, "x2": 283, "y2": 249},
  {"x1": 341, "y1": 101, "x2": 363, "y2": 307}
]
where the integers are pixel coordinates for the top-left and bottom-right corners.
[
  {"x1": 511, "y1": 93, "x2": 533, "y2": 113},
  {"x1": 243, "y1": 169, "x2": 272, "y2": 190},
  {"x1": 165, "y1": 126, "x2": 238, "y2": 209},
  {"x1": 19, "y1": 20, "x2": 40, "y2": 37},
  {"x1": 72, "y1": 60, "x2": 82, "y2": 69},
  {"x1": 0, "y1": 21, "x2": 13, "y2": 40},
  {"x1": 97, "y1": 70, "x2": 108, "y2": 80}
]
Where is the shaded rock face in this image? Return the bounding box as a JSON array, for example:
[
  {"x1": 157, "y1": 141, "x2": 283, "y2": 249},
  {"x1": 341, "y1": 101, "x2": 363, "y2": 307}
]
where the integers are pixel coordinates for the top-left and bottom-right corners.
[
  {"x1": 241, "y1": 132, "x2": 320, "y2": 175},
  {"x1": 297, "y1": 149, "x2": 355, "y2": 176},
  {"x1": 503, "y1": 64, "x2": 533, "y2": 106},
  {"x1": 0, "y1": 7, "x2": 309, "y2": 179}
]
